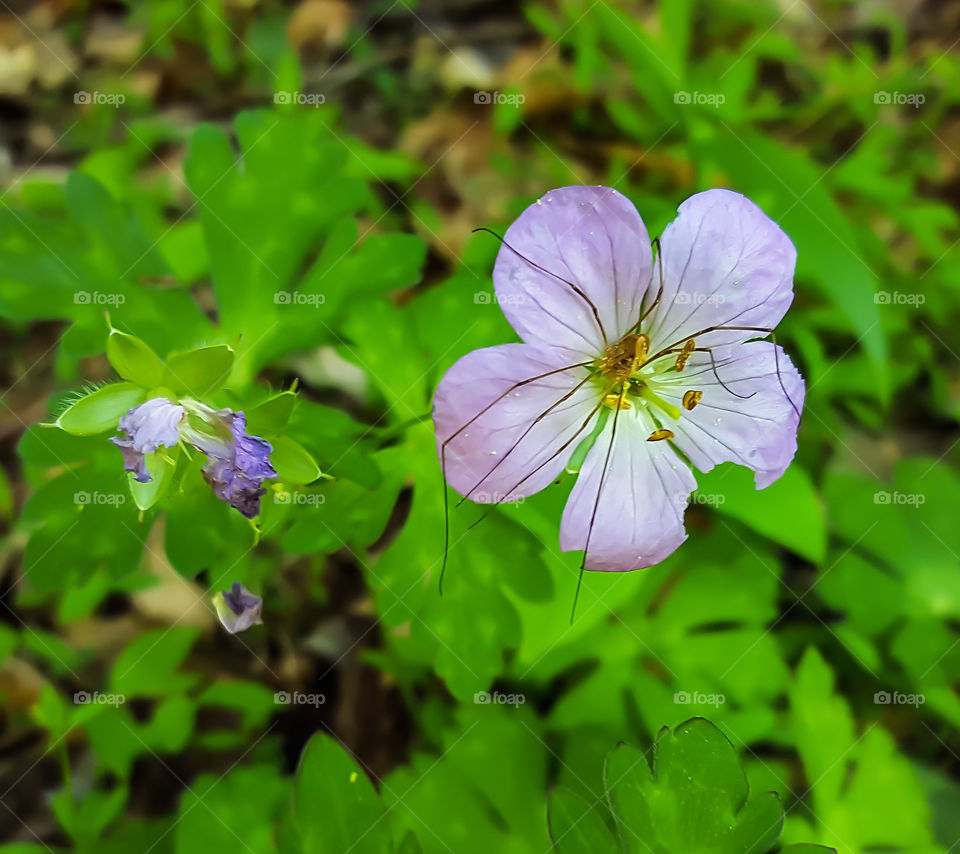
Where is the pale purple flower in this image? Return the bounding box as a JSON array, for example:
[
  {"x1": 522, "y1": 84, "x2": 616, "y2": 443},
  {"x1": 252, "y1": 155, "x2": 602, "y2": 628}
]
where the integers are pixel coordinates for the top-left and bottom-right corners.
[
  {"x1": 214, "y1": 582, "x2": 263, "y2": 633},
  {"x1": 433, "y1": 186, "x2": 805, "y2": 571},
  {"x1": 110, "y1": 398, "x2": 185, "y2": 482}
]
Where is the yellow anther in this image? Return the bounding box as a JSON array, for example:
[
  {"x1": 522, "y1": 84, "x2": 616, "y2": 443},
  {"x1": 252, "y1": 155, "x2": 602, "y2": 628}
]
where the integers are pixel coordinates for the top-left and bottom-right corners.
[
  {"x1": 603, "y1": 393, "x2": 632, "y2": 410},
  {"x1": 682, "y1": 390, "x2": 702, "y2": 410},
  {"x1": 674, "y1": 338, "x2": 695, "y2": 372},
  {"x1": 600, "y1": 333, "x2": 650, "y2": 380},
  {"x1": 632, "y1": 334, "x2": 650, "y2": 371},
  {"x1": 647, "y1": 429, "x2": 674, "y2": 442}
]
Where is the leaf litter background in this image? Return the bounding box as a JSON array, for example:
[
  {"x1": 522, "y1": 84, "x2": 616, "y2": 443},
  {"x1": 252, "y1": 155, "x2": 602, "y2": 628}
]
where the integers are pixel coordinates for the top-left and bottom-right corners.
[{"x1": 0, "y1": 0, "x2": 959, "y2": 852}]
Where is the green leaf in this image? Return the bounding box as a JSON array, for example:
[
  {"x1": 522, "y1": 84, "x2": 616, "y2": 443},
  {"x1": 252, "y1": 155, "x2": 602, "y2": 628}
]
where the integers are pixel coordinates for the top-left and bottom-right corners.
[
  {"x1": 245, "y1": 391, "x2": 298, "y2": 435},
  {"x1": 271, "y1": 435, "x2": 321, "y2": 484},
  {"x1": 789, "y1": 649, "x2": 855, "y2": 810},
  {"x1": 780, "y1": 847, "x2": 837, "y2": 853},
  {"x1": 395, "y1": 831, "x2": 423, "y2": 854},
  {"x1": 53, "y1": 786, "x2": 127, "y2": 845},
  {"x1": 0, "y1": 465, "x2": 12, "y2": 519},
  {"x1": 174, "y1": 764, "x2": 288, "y2": 854},
  {"x1": 294, "y1": 735, "x2": 390, "y2": 854},
  {"x1": 56, "y1": 383, "x2": 146, "y2": 436},
  {"x1": 107, "y1": 330, "x2": 166, "y2": 388},
  {"x1": 604, "y1": 718, "x2": 784, "y2": 854},
  {"x1": 196, "y1": 680, "x2": 278, "y2": 734},
  {"x1": 789, "y1": 648, "x2": 937, "y2": 851},
  {"x1": 32, "y1": 684, "x2": 71, "y2": 739},
  {"x1": 163, "y1": 345, "x2": 234, "y2": 396},
  {"x1": 109, "y1": 628, "x2": 200, "y2": 698},
  {"x1": 548, "y1": 786, "x2": 619, "y2": 853},
  {"x1": 0, "y1": 845, "x2": 61, "y2": 854},
  {"x1": 698, "y1": 464, "x2": 826, "y2": 564}
]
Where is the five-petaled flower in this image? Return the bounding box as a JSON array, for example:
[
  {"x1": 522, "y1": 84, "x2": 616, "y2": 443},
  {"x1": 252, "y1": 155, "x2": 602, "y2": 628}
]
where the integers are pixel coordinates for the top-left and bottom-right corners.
[{"x1": 434, "y1": 186, "x2": 805, "y2": 572}]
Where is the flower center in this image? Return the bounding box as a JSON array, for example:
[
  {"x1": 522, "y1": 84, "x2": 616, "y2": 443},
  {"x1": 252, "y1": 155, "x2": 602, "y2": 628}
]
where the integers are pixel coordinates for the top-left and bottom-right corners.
[
  {"x1": 599, "y1": 333, "x2": 649, "y2": 381},
  {"x1": 594, "y1": 332, "x2": 703, "y2": 440}
]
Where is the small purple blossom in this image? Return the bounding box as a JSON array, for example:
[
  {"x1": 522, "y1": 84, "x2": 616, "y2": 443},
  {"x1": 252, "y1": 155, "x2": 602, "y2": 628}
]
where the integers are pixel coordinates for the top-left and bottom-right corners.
[
  {"x1": 110, "y1": 398, "x2": 185, "y2": 482},
  {"x1": 111, "y1": 396, "x2": 276, "y2": 517},
  {"x1": 433, "y1": 186, "x2": 805, "y2": 571},
  {"x1": 214, "y1": 582, "x2": 262, "y2": 633},
  {"x1": 190, "y1": 408, "x2": 278, "y2": 519}
]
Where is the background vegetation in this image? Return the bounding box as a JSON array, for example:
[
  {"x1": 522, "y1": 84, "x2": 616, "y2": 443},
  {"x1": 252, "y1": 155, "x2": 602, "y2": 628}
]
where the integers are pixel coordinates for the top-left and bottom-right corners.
[{"x1": 0, "y1": 0, "x2": 958, "y2": 851}]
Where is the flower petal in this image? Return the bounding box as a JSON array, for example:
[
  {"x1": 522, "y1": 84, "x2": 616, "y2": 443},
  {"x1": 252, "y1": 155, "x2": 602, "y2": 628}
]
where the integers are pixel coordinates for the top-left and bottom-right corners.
[
  {"x1": 493, "y1": 186, "x2": 654, "y2": 359},
  {"x1": 646, "y1": 189, "x2": 796, "y2": 353},
  {"x1": 110, "y1": 397, "x2": 184, "y2": 483},
  {"x1": 433, "y1": 343, "x2": 601, "y2": 502},
  {"x1": 559, "y1": 411, "x2": 696, "y2": 571},
  {"x1": 199, "y1": 411, "x2": 277, "y2": 519},
  {"x1": 214, "y1": 582, "x2": 263, "y2": 634},
  {"x1": 663, "y1": 341, "x2": 805, "y2": 488}
]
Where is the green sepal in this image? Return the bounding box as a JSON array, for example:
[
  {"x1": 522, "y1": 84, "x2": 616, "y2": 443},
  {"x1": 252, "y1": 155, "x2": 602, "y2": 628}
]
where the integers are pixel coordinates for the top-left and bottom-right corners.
[
  {"x1": 162, "y1": 344, "x2": 234, "y2": 397},
  {"x1": 56, "y1": 383, "x2": 146, "y2": 436},
  {"x1": 129, "y1": 446, "x2": 181, "y2": 511},
  {"x1": 107, "y1": 329, "x2": 166, "y2": 388}
]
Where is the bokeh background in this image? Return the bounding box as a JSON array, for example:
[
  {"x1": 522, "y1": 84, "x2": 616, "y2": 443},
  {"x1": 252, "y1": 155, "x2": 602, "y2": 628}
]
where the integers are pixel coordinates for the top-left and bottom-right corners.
[{"x1": 1, "y1": 0, "x2": 959, "y2": 852}]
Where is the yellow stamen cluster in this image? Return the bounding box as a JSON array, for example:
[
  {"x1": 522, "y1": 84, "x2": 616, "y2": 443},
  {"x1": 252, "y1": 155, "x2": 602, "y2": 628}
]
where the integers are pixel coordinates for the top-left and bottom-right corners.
[
  {"x1": 599, "y1": 333, "x2": 649, "y2": 381},
  {"x1": 595, "y1": 333, "x2": 705, "y2": 435}
]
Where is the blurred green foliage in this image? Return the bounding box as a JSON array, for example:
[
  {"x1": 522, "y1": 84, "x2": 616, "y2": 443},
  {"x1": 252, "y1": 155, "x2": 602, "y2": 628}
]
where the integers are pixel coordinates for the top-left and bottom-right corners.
[{"x1": 0, "y1": 0, "x2": 958, "y2": 852}]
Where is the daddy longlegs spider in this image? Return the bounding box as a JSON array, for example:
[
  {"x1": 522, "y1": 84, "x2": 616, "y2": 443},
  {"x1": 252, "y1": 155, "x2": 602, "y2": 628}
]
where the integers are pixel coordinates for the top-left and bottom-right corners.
[{"x1": 437, "y1": 229, "x2": 801, "y2": 621}]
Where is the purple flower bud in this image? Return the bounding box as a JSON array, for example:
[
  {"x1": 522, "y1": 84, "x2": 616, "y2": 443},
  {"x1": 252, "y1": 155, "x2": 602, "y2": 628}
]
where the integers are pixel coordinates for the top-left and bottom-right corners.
[
  {"x1": 194, "y1": 409, "x2": 277, "y2": 519},
  {"x1": 110, "y1": 398, "x2": 185, "y2": 483},
  {"x1": 214, "y1": 582, "x2": 262, "y2": 633}
]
